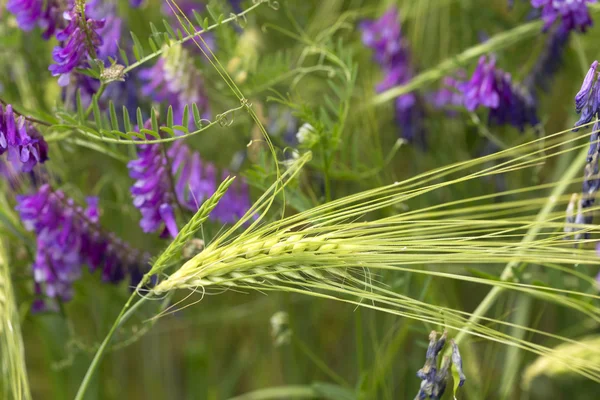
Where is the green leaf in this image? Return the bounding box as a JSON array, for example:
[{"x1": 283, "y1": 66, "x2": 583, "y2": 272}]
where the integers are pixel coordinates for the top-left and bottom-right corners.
[
  {"x1": 163, "y1": 19, "x2": 177, "y2": 39},
  {"x1": 118, "y1": 45, "x2": 129, "y2": 66},
  {"x1": 192, "y1": 103, "x2": 202, "y2": 129},
  {"x1": 76, "y1": 90, "x2": 85, "y2": 122},
  {"x1": 166, "y1": 105, "x2": 174, "y2": 128},
  {"x1": 151, "y1": 108, "x2": 159, "y2": 133},
  {"x1": 92, "y1": 96, "x2": 103, "y2": 130},
  {"x1": 122, "y1": 107, "x2": 132, "y2": 133},
  {"x1": 131, "y1": 31, "x2": 145, "y2": 60},
  {"x1": 182, "y1": 104, "x2": 189, "y2": 127},
  {"x1": 109, "y1": 102, "x2": 120, "y2": 131},
  {"x1": 159, "y1": 127, "x2": 175, "y2": 137},
  {"x1": 140, "y1": 129, "x2": 161, "y2": 140},
  {"x1": 136, "y1": 107, "x2": 144, "y2": 130}
]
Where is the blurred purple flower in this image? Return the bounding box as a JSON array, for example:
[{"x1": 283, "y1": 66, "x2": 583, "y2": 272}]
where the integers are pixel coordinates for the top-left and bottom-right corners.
[
  {"x1": 460, "y1": 56, "x2": 538, "y2": 131},
  {"x1": 16, "y1": 184, "x2": 147, "y2": 306},
  {"x1": 0, "y1": 104, "x2": 49, "y2": 172},
  {"x1": 429, "y1": 75, "x2": 465, "y2": 113},
  {"x1": 139, "y1": 49, "x2": 210, "y2": 129},
  {"x1": 167, "y1": 141, "x2": 216, "y2": 210},
  {"x1": 531, "y1": 0, "x2": 597, "y2": 33},
  {"x1": 6, "y1": 0, "x2": 64, "y2": 39},
  {"x1": 360, "y1": 7, "x2": 425, "y2": 144},
  {"x1": 524, "y1": 27, "x2": 571, "y2": 92},
  {"x1": 212, "y1": 170, "x2": 251, "y2": 224}
]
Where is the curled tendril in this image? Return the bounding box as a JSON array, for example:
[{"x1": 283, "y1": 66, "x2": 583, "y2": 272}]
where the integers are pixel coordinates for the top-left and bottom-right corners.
[
  {"x1": 253, "y1": 0, "x2": 279, "y2": 10},
  {"x1": 216, "y1": 111, "x2": 235, "y2": 127},
  {"x1": 230, "y1": 12, "x2": 248, "y2": 29}
]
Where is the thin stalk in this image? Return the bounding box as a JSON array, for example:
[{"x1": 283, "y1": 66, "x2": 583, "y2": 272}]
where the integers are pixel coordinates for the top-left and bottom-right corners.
[
  {"x1": 500, "y1": 295, "x2": 532, "y2": 399},
  {"x1": 293, "y1": 336, "x2": 350, "y2": 388},
  {"x1": 452, "y1": 146, "x2": 588, "y2": 348},
  {"x1": 73, "y1": 277, "x2": 148, "y2": 400}
]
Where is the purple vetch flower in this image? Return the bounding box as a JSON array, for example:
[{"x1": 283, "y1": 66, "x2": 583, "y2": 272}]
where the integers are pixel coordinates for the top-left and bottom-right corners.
[
  {"x1": 414, "y1": 331, "x2": 465, "y2": 400},
  {"x1": 130, "y1": 0, "x2": 145, "y2": 8},
  {"x1": 460, "y1": 56, "x2": 538, "y2": 131},
  {"x1": 129, "y1": 135, "x2": 252, "y2": 235},
  {"x1": 0, "y1": 104, "x2": 49, "y2": 172},
  {"x1": 127, "y1": 131, "x2": 179, "y2": 238},
  {"x1": 16, "y1": 184, "x2": 148, "y2": 306},
  {"x1": 48, "y1": 5, "x2": 105, "y2": 86},
  {"x1": 6, "y1": 0, "x2": 64, "y2": 39},
  {"x1": 430, "y1": 76, "x2": 464, "y2": 110},
  {"x1": 167, "y1": 141, "x2": 216, "y2": 210},
  {"x1": 531, "y1": 0, "x2": 597, "y2": 33},
  {"x1": 360, "y1": 7, "x2": 425, "y2": 144},
  {"x1": 86, "y1": 0, "x2": 121, "y2": 62},
  {"x1": 139, "y1": 45, "x2": 211, "y2": 129},
  {"x1": 570, "y1": 62, "x2": 600, "y2": 238}
]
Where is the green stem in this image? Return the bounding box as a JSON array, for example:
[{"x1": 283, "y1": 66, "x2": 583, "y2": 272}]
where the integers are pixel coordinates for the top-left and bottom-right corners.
[
  {"x1": 499, "y1": 295, "x2": 532, "y2": 399},
  {"x1": 293, "y1": 336, "x2": 349, "y2": 388},
  {"x1": 84, "y1": 83, "x2": 105, "y2": 119},
  {"x1": 452, "y1": 146, "x2": 588, "y2": 348},
  {"x1": 73, "y1": 278, "x2": 148, "y2": 400}
]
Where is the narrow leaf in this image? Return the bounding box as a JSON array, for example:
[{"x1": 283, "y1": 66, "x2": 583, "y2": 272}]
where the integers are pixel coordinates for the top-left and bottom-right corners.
[
  {"x1": 122, "y1": 107, "x2": 132, "y2": 133},
  {"x1": 131, "y1": 31, "x2": 144, "y2": 60},
  {"x1": 151, "y1": 108, "x2": 159, "y2": 133},
  {"x1": 109, "y1": 102, "x2": 119, "y2": 131},
  {"x1": 136, "y1": 107, "x2": 144, "y2": 130},
  {"x1": 166, "y1": 106, "x2": 174, "y2": 128}
]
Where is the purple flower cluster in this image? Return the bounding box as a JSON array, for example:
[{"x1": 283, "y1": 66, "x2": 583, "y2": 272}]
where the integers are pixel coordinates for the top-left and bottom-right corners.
[
  {"x1": 6, "y1": 0, "x2": 64, "y2": 39},
  {"x1": 574, "y1": 60, "x2": 600, "y2": 130},
  {"x1": 16, "y1": 184, "x2": 147, "y2": 310},
  {"x1": 48, "y1": 5, "x2": 106, "y2": 86},
  {"x1": 128, "y1": 137, "x2": 251, "y2": 236},
  {"x1": 212, "y1": 169, "x2": 252, "y2": 224},
  {"x1": 572, "y1": 61, "x2": 600, "y2": 232},
  {"x1": 415, "y1": 331, "x2": 465, "y2": 400},
  {"x1": 360, "y1": 7, "x2": 425, "y2": 143},
  {"x1": 0, "y1": 104, "x2": 49, "y2": 172},
  {"x1": 139, "y1": 46, "x2": 211, "y2": 129},
  {"x1": 531, "y1": 0, "x2": 597, "y2": 33},
  {"x1": 460, "y1": 56, "x2": 538, "y2": 131},
  {"x1": 430, "y1": 75, "x2": 465, "y2": 113}
]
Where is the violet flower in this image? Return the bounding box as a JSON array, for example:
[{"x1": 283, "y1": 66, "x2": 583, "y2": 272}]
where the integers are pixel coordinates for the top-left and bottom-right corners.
[
  {"x1": 212, "y1": 170, "x2": 252, "y2": 224},
  {"x1": 460, "y1": 56, "x2": 538, "y2": 131},
  {"x1": 6, "y1": 0, "x2": 64, "y2": 39},
  {"x1": 167, "y1": 141, "x2": 216, "y2": 211},
  {"x1": 0, "y1": 104, "x2": 49, "y2": 172},
  {"x1": 128, "y1": 135, "x2": 252, "y2": 236},
  {"x1": 570, "y1": 62, "x2": 600, "y2": 237},
  {"x1": 414, "y1": 331, "x2": 465, "y2": 400},
  {"x1": 524, "y1": 26, "x2": 571, "y2": 93},
  {"x1": 531, "y1": 0, "x2": 597, "y2": 33},
  {"x1": 16, "y1": 184, "x2": 147, "y2": 309},
  {"x1": 127, "y1": 130, "x2": 179, "y2": 238},
  {"x1": 360, "y1": 7, "x2": 425, "y2": 144},
  {"x1": 48, "y1": 4, "x2": 105, "y2": 86}
]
